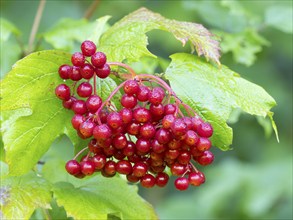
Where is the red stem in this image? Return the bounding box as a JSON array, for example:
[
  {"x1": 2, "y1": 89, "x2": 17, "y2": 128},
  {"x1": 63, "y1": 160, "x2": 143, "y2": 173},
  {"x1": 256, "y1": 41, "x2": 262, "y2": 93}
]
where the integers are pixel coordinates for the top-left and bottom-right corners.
[{"x1": 73, "y1": 146, "x2": 88, "y2": 160}]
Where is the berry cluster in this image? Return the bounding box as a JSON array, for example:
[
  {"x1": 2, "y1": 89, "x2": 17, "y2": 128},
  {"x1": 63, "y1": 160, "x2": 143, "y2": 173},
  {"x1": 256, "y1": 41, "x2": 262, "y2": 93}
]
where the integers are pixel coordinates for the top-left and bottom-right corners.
[{"x1": 55, "y1": 40, "x2": 215, "y2": 191}]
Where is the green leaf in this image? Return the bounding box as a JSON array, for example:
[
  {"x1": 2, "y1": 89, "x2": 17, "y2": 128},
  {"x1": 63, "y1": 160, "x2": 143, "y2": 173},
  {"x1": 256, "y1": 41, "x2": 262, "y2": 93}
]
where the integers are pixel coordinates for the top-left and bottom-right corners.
[
  {"x1": 0, "y1": 172, "x2": 51, "y2": 219},
  {"x1": 0, "y1": 18, "x2": 21, "y2": 43},
  {"x1": 265, "y1": 6, "x2": 293, "y2": 33},
  {"x1": 0, "y1": 50, "x2": 78, "y2": 175},
  {"x1": 165, "y1": 53, "x2": 277, "y2": 150},
  {"x1": 214, "y1": 28, "x2": 270, "y2": 66},
  {"x1": 53, "y1": 176, "x2": 158, "y2": 220},
  {"x1": 43, "y1": 17, "x2": 110, "y2": 50},
  {"x1": 99, "y1": 7, "x2": 220, "y2": 64}
]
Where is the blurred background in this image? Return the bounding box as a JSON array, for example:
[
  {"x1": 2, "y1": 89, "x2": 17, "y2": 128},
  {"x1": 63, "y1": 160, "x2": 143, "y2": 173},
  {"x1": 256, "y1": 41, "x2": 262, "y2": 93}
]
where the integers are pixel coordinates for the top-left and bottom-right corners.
[{"x1": 1, "y1": 0, "x2": 292, "y2": 219}]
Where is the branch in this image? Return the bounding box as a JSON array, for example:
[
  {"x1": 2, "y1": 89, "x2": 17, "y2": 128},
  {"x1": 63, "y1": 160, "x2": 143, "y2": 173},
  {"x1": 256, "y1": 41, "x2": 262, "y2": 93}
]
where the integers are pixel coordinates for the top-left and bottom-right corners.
[
  {"x1": 84, "y1": 0, "x2": 100, "y2": 20},
  {"x1": 27, "y1": 0, "x2": 46, "y2": 55}
]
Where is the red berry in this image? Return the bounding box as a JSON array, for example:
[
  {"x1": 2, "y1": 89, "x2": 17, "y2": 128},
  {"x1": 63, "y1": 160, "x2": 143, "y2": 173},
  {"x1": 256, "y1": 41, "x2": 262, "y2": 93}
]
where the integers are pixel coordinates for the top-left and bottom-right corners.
[
  {"x1": 150, "y1": 103, "x2": 164, "y2": 117},
  {"x1": 123, "y1": 80, "x2": 139, "y2": 95},
  {"x1": 121, "y1": 94, "x2": 137, "y2": 109},
  {"x1": 122, "y1": 141, "x2": 136, "y2": 157},
  {"x1": 155, "y1": 128, "x2": 171, "y2": 144},
  {"x1": 112, "y1": 134, "x2": 128, "y2": 149},
  {"x1": 151, "y1": 139, "x2": 166, "y2": 153},
  {"x1": 103, "y1": 160, "x2": 116, "y2": 177},
  {"x1": 136, "y1": 138, "x2": 151, "y2": 154},
  {"x1": 197, "y1": 151, "x2": 214, "y2": 165},
  {"x1": 148, "y1": 87, "x2": 165, "y2": 106},
  {"x1": 71, "y1": 52, "x2": 85, "y2": 67},
  {"x1": 79, "y1": 120, "x2": 95, "y2": 138},
  {"x1": 197, "y1": 122, "x2": 213, "y2": 137},
  {"x1": 81, "y1": 40, "x2": 96, "y2": 56},
  {"x1": 137, "y1": 85, "x2": 150, "y2": 102},
  {"x1": 133, "y1": 162, "x2": 148, "y2": 177},
  {"x1": 69, "y1": 66, "x2": 82, "y2": 81},
  {"x1": 196, "y1": 137, "x2": 211, "y2": 152},
  {"x1": 156, "y1": 172, "x2": 169, "y2": 187},
  {"x1": 177, "y1": 151, "x2": 191, "y2": 165},
  {"x1": 126, "y1": 122, "x2": 140, "y2": 136},
  {"x1": 65, "y1": 160, "x2": 81, "y2": 175},
  {"x1": 92, "y1": 154, "x2": 107, "y2": 170},
  {"x1": 119, "y1": 108, "x2": 133, "y2": 124},
  {"x1": 55, "y1": 84, "x2": 71, "y2": 101},
  {"x1": 116, "y1": 160, "x2": 132, "y2": 175},
  {"x1": 81, "y1": 63, "x2": 95, "y2": 79},
  {"x1": 140, "y1": 174, "x2": 156, "y2": 188},
  {"x1": 139, "y1": 123, "x2": 156, "y2": 139},
  {"x1": 188, "y1": 171, "x2": 205, "y2": 186},
  {"x1": 72, "y1": 100, "x2": 87, "y2": 115},
  {"x1": 171, "y1": 162, "x2": 186, "y2": 176},
  {"x1": 80, "y1": 161, "x2": 95, "y2": 175},
  {"x1": 71, "y1": 114, "x2": 85, "y2": 130},
  {"x1": 133, "y1": 107, "x2": 151, "y2": 123},
  {"x1": 171, "y1": 118, "x2": 187, "y2": 137},
  {"x1": 184, "y1": 130, "x2": 199, "y2": 146},
  {"x1": 77, "y1": 82, "x2": 92, "y2": 98},
  {"x1": 95, "y1": 64, "x2": 110, "y2": 79},
  {"x1": 107, "y1": 112, "x2": 123, "y2": 129},
  {"x1": 58, "y1": 64, "x2": 72, "y2": 79},
  {"x1": 174, "y1": 177, "x2": 189, "y2": 190},
  {"x1": 91, "y1": 52, "x2": 106, "y2": 67},
  {"x1": 93, "y1": 124, "x2": 112, "y2": 140},
  {"x1": 62, "y1": 96, "x2": 77, "y2": 109},
  {"x1": 86, "y1": 95, "x2": 102, "y2": 113},
  {"x1": 164, "y1": 104, "x2": 177, "y2": 115}
]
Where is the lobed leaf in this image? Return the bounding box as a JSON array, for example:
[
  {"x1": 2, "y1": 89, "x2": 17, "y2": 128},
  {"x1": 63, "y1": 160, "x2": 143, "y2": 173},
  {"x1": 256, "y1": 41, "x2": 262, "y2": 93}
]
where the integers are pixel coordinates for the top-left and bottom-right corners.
[
  {"x1": 99, "y1": 7, "x2": 220, "y2": 64},
  {"x1": 53, "y1": 176, "x2": 158, "y2": 220},
  {"x1": 165, "y1": 53, "x2": 277, "y2": 150},
  {"x1": 0, "y1": 172, "x2": 51, "y2": 219}
]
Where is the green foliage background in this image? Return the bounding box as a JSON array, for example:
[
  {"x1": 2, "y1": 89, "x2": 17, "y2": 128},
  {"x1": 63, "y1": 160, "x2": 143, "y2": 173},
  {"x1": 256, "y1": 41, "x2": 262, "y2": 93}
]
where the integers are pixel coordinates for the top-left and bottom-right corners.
[{"x1": 0, "y1": 0, "x2": 292, "y2": 219}]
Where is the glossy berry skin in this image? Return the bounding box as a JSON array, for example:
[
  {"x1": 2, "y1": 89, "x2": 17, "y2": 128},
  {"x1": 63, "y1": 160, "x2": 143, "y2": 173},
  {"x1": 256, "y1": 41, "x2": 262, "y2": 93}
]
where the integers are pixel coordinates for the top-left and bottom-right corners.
[
  {"x1": 171, "y1": 118, "x2": 187, "y2": 137},
  {"x1": 164, "y1": 104, "x2": 177, "y2": 115},
  {"x1": 119, "y1": 108, "x2": 133, "y2": 124},
  {"x1": 174, "y1": 177, "x2": 189, "y2": 191},
  {"x1": 137, "y1": 85, "x2": 150, "y2": 102},
  {"x1": 136, "y1": 139, "x2": 151, "y2": 154},
  {"x1": 139, "y1": 123, "x2": 156, "y2": 139},
  {"x1": 65, "y1": 160, "x2": 81, "y2": 175},
  {"x1": 171, "y1": 163, "x2": 186, "y2": 176},
  {"x1": 71, "y1": 114, "x2": 85, "y2": 130},
  {"x1": 92, "y1": 154, "x2": 106, "y2": 170},
  {"x1": 197, "y1": 122, "x2": 213, "y2": 137},
  {"x1": 121, "y1": 94, "x2": 137, "y2": 109},
  {"x1": 112, "y1": 134, "x2": 127, "y2": 149},
  {"x1": 79, "y1": 120, "x2": 95, "y2": 138},
  {"x1": 62, "y1": 96, "x2": 77, "y2": 109},
  {"x1": 70, "y1": 66, "x2": 82, "y2": 81},
  {"x1": 116, "y1": 160, "x2": 132, "y2": 175},
  {"x1": 58, "y1": 64, "x2": 72, "y2": 79},
  {"x1": 151, "y1": 139, "x2": 166, "y2": 153},
  {"x1": 103, "y1": 161, "x2": 116, "y2": 177},
  {"x1": 81, "y1": 40, "x2": 96, "y2": 56},
  {"x1": 86, "y1": 95, "x2": 102, "y2": 113},
  {"x1": 188, "y1": 171, "x2": 205, "y2": 186},
  {"x1": 107, "y1": 112, "x2": 123, "y2": 129},
  {"x1": 140, "y1": 174, "x2": 156, "y2": 188},
  {"x1": 150, "y1": 103, "x2": 164, "y2": 117},
  {"x1": 196, "y1": 137, "x2": 211, "y2": 152},
  {"x1": 91, "y1": 52, "x2": 107, "y2": 67},
  {"x1": 81, "y1": 64, "x2": 95, "y2": 79},
  {"x1": 156, "y1": 172, "x2": 169, "y2": 187},
  {"x1": 77, "y1": 82, "x2": 93, "y2": 98},
  {"x1": 155, "y1": 128, "x2": 171, "y2": 144},
  {"x1": 122, "y1": 141, "x2": 136, "y2": 157},
  {"x1": 127, "y1": 173, "x2": 140, "y2": 183},
  {"x1": 132, "y1": 162, "x2": 148, "y2": 177},
  {"x1": 177, "y1": 151, "x2": 191, "y2": 165},
  {"x1": 71, "y1": 52, "x2": 85, "y2": 67},
  {"x1": 197, "y1": 151, "x2": 214, "y2": 165},
  {"x1": 72, "y1": 100, "x2": 87, "y2": 115},
  {"x1": 93, "y1": 124, "x2": 112, "y2": 140},
  {"x1": 80, "y1": 161, "x2": 95, "y2": 175},
  {"x1": 55, "y1": 84, "x2": 71, "y2": 101},
  {"x1": 184, "y1": 130, "x2": 199, "y2": 146},
  {"x1": 95, "y1": 64, "x2": 111, "y2": 79},
  {"x1": 123, "y1": 80, "x2": 139, "y2": 95},
  {"x1": 133, "y1": 108, "x2": 151, "y2": 123},
  {"x1": 126, "y1": 122, "x2": 140, "y2": 136},
  {"x1": 148, "y1": 87, "x2": 165, "y2": 106}
]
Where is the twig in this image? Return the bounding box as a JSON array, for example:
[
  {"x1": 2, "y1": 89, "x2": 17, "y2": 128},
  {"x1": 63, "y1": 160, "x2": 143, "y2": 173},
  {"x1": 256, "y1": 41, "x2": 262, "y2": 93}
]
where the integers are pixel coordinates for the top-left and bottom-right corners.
[
  {"x1": 27, "y1": 0, "x2": 46, "y2": 55},
  {"x1": 84, "y1": 0, "x2": 100, "y2": 20}
]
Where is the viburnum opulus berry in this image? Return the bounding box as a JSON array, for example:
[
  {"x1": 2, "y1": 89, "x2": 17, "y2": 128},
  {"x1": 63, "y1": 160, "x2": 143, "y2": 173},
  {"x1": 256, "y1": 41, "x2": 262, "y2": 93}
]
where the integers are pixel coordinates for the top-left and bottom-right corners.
[{"x1": 56, "y1": 40, "x2": 215, "y2": 191}]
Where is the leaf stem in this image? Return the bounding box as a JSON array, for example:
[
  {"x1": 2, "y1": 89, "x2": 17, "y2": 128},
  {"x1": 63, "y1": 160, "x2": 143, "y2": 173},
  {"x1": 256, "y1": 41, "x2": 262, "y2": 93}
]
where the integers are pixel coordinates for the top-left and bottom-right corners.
[{"x1": 27, "y1": 0, "x2": 46, "y2": 55}]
